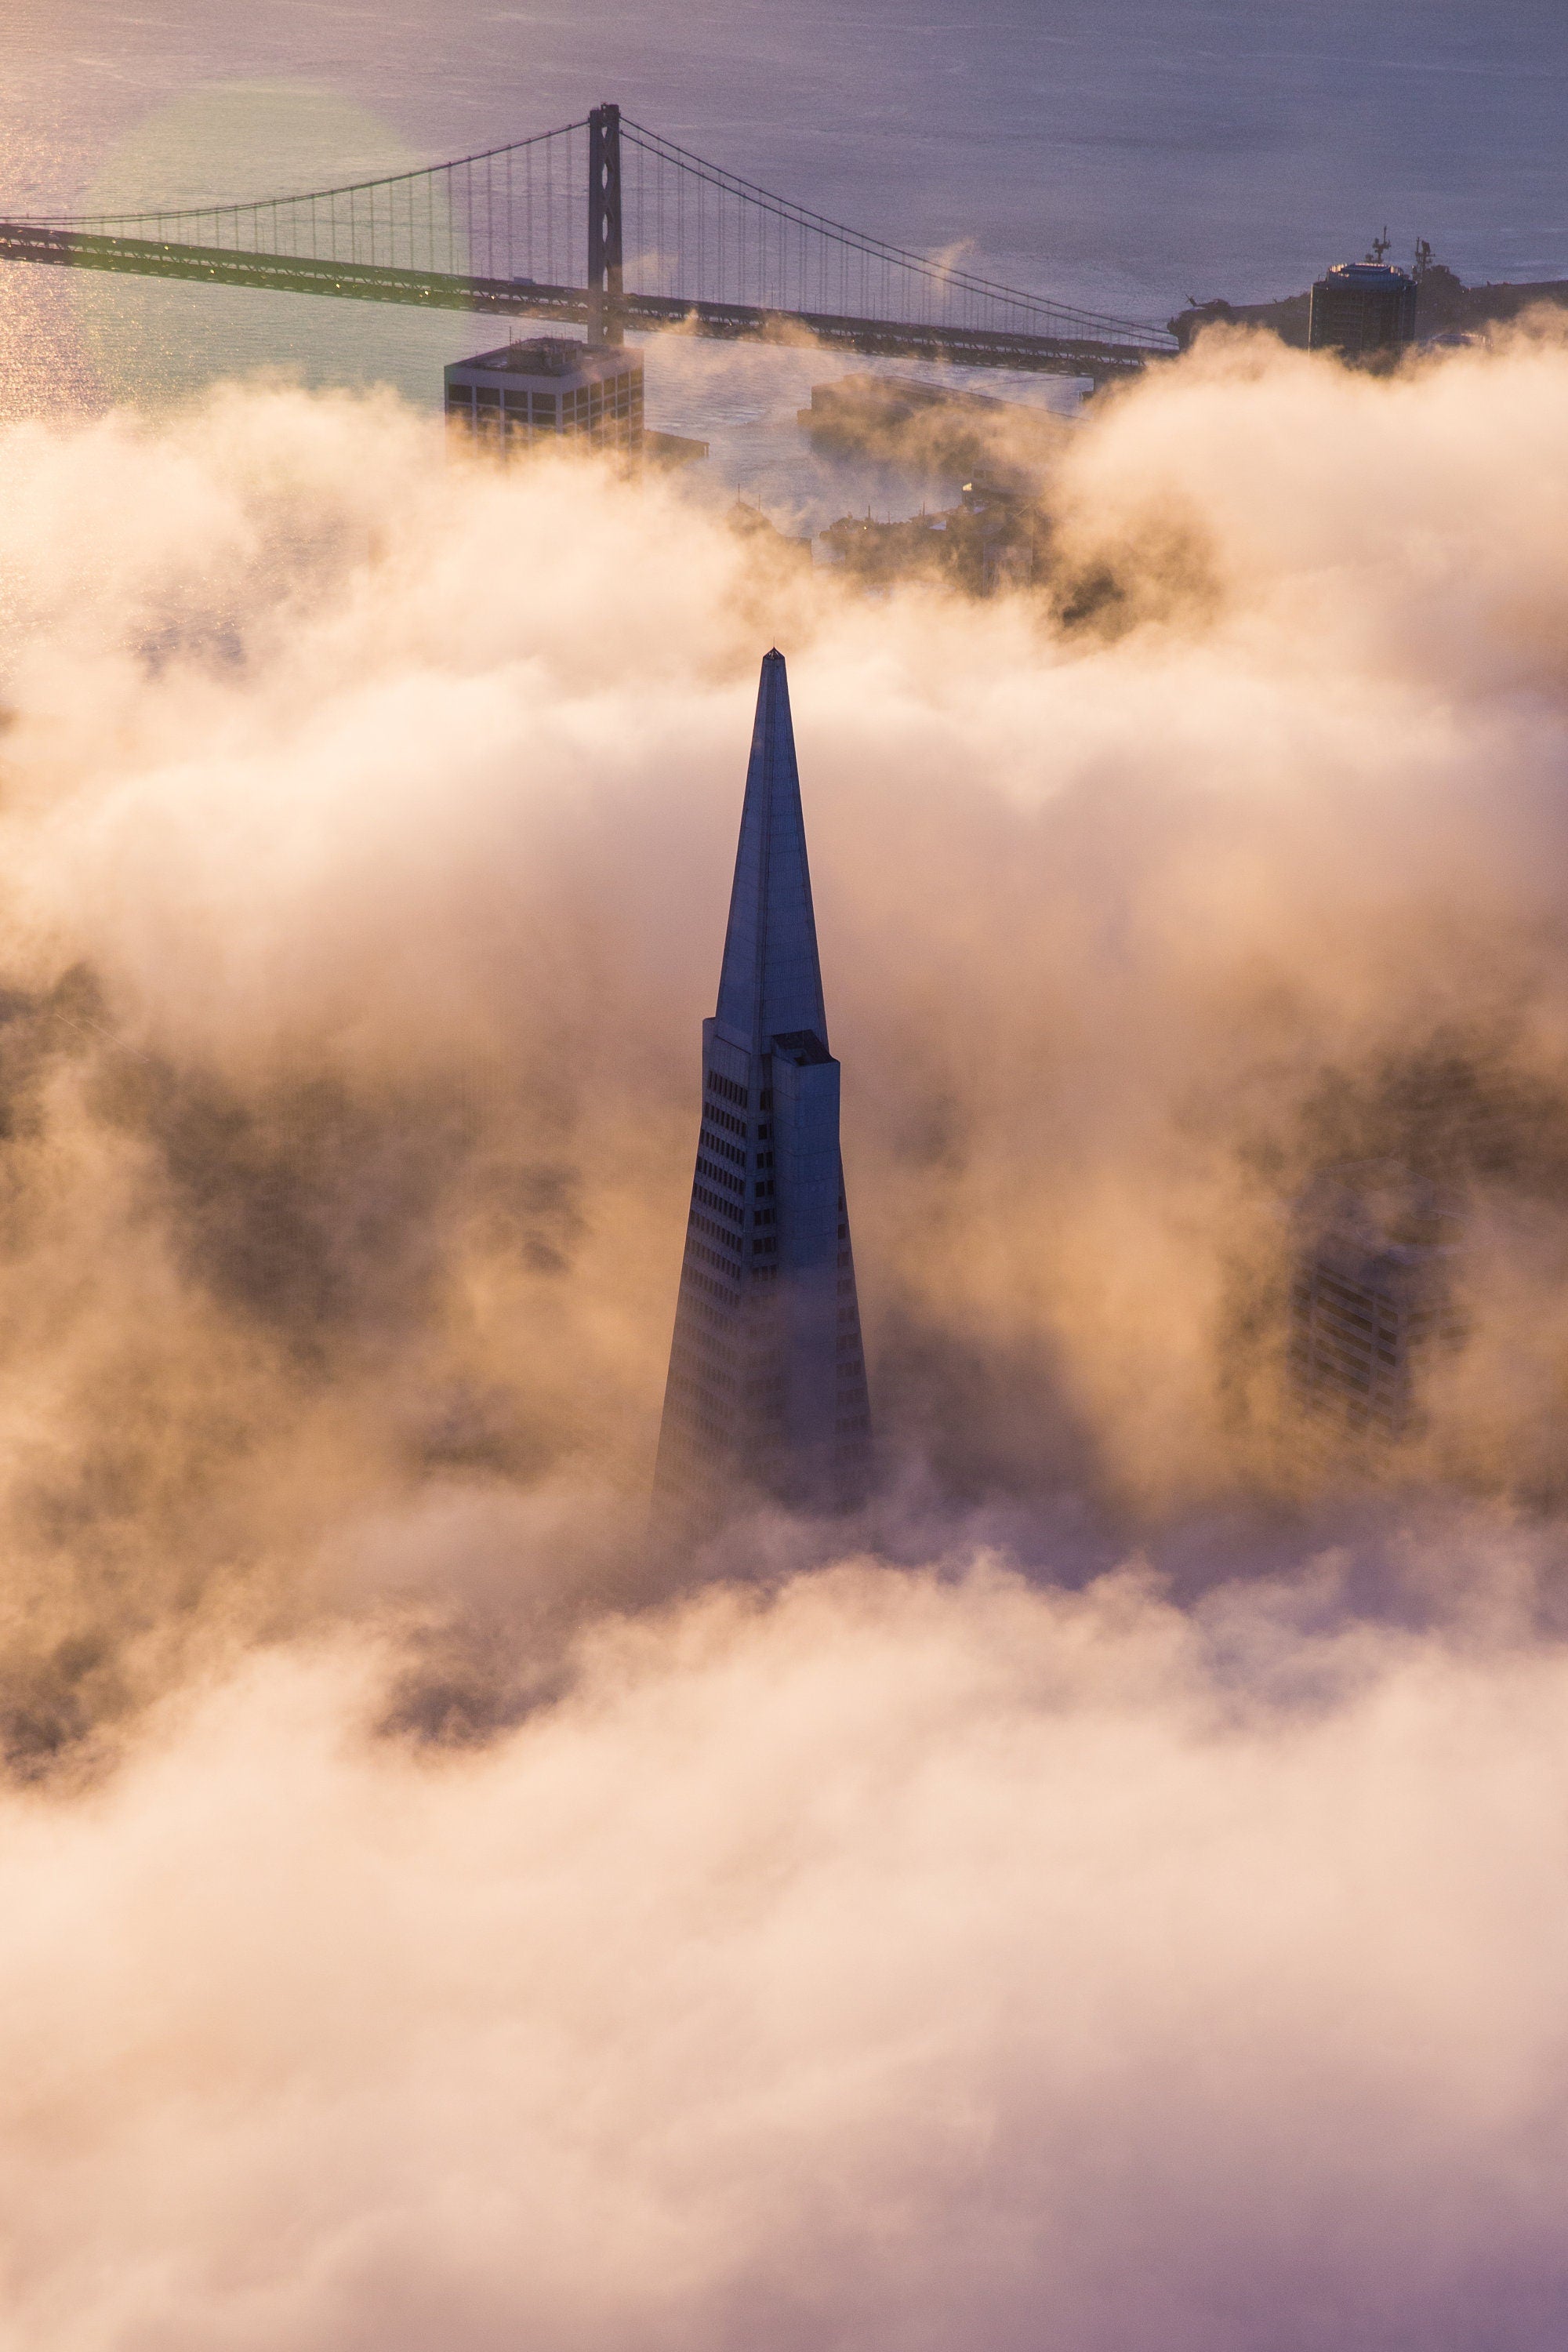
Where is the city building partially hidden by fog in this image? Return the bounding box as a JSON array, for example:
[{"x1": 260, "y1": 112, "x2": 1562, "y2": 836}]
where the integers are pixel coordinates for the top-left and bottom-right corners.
[
  {"x1": 445, "y1": 337, "x2": 644, "y2": 456},
  {"x1": 799, "y1": 372, "x2": 1033, "y2": 477},
  {"x1": 652, "y1": 652, "x2": 873, "y2": 1537},
  {"x1": 818, "y1": 481, "x2": 1044, "y2": 594},
  {"x1": 1289, "y1": 1161, "x2": 1465, "y2": 1440},
  {"x1": 443, "y1": 337, "x2": 708, "y2": 466},
  {"x1": 1307, "y1": 260, "x2": 1419, "y2": 359}
]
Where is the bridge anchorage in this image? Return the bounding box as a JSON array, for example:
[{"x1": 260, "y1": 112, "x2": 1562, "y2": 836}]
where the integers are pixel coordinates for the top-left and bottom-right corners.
[{"x1": 0, "y1": 100, "x2": 1175, "y2": 381}]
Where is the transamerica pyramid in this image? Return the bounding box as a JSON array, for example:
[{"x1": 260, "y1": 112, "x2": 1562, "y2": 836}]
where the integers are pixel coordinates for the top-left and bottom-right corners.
[{"x1": 652, "y1": 650, "x2": 873, "y2": 1528}]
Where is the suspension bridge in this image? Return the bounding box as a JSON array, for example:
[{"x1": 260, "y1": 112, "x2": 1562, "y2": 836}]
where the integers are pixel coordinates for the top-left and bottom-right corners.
[{"x1": 0, "y1": 104, "x2": 1174, "y2": 381}]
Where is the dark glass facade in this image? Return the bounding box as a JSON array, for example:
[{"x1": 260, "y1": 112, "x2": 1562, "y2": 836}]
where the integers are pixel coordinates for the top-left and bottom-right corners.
[{"x1": 652, "y1": 654, "x2": 873, "y2": 1533}]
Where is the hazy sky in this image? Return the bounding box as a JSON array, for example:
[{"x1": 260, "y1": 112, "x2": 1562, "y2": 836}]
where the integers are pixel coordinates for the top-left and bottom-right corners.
[{"x1": 8, "y1": 0, "x2": 1568, "y2": 306}]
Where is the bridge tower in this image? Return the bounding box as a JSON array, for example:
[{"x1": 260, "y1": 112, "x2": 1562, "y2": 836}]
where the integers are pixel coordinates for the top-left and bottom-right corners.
[
  {"x1": 586, "y1": 101, "x2": 624, "y2": 346},
  {"x1": 652, "y1": 652, "x2": 873, "y2": 1534}
]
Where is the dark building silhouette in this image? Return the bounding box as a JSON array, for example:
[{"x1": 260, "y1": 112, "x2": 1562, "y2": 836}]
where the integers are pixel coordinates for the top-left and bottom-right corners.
[
  {"x1": 1308, "y1": 262, "x2": 1418, "y2": 359},
  {"x1": 1289, "y1": 1162, "x2": 1465, "y2": 1437},
  {"x1": 818, "y1": 479, "x2": 1043, "y2": 596},
  {"x1": 652, "y1": 652, "x2": 872, "y2": 1530}
]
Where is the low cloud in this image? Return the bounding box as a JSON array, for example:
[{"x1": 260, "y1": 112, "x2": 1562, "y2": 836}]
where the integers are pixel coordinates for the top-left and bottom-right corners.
[
  {"x1": 8, "y1": 1558, "x2": 1568, "y2": 2350},
  {"x1": 1, "y1": 328, "x2": 1568, "y2": 2339}
]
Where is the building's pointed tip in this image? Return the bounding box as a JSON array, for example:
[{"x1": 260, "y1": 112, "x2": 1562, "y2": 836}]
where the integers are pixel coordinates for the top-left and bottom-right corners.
[
  {"x1": 751, "y1": 647, "x2": 793, "y2": 744},
  {"x1": 715, "y1": 640, "x2": 823, "y2": 1053}
]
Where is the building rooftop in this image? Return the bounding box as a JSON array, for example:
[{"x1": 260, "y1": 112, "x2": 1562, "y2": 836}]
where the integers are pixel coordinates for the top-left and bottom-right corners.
[
  {"x1": 447, "y1": 337, "x2": 636, "y2": 379},
  {"x1": 1316, "y1": 261, "x2": 1417, "y2": 293}
]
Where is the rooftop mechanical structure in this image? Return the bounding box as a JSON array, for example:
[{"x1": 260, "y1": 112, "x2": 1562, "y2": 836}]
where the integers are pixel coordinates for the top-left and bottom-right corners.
[{"x1": 653, "y1": 652, "x2": 872, "y2": 1531}]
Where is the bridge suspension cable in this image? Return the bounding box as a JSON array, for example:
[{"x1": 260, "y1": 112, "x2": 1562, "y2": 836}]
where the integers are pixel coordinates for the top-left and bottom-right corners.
[
  {"x1": 12, "y1": 118, "x2": 588, "y2": 287},
  {"x1": 0, "y1": 104, "x2": 1174, "y2": 373},
  {"x1": 617, "y1": 118, "x2": 1167, "y2": 348}
]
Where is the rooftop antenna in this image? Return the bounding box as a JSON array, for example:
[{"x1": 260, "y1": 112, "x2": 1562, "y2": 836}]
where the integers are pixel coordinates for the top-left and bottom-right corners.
[{"x1": 1366, "y1": 226, "x2": 1392, "y2": 263}]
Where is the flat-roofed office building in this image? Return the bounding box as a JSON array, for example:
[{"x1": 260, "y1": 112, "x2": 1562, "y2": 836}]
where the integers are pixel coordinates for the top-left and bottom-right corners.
[
  {"x1": 1308, "y1": 261, "x2": 1418, "y2": 359},
  {"x1": 443, "y1": 337, "x2": 644, "y2": 456}
]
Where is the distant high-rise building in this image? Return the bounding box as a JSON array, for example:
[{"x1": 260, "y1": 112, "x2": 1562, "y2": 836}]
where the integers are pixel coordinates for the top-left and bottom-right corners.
[
  {"x1": 1288, "y1": 1161, "x2": 1465, "y2": 1436},
  {"x1": 444, "y1": 336, "x2": 644, "y2": 456},
  {"x1": 1308, "y1": 262, "x2": 1418, "y2": 359},
  {"x1": 652, "y1": 652, "x2": 872, "y2": 1529}
]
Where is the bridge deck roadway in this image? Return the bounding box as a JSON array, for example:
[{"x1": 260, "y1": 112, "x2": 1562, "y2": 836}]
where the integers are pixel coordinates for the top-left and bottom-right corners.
[{"x1": 0, "y1": 222, "x2": 1171, "y2": 379}]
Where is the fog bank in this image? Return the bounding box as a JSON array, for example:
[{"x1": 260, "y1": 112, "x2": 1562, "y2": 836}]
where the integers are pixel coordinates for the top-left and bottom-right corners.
[{"x1": 4, "y1": 325, "x2": 1568, "y2": 2341}]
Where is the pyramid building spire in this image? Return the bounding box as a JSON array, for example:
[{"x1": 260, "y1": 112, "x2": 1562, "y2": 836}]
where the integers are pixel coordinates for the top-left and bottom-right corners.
[
  {"x1": 653, "y1": 652, "x2": 872, "y2": 1530},
  {"x1": 714, "y1": 652, "x2": 828, "y2": 1053}
]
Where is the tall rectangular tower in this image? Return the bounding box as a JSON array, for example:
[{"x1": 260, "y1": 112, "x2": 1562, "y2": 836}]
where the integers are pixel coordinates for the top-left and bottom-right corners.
[
  {"x1": 653, "y1": 652, "x2": 872, "y2": 1529},
  {"x1": 1288, "y1": 1160, "x2": 1465, "y2": 1440},
  {"x1": 1307, "y1": 261, "x2": 1418, "y2": 358}
]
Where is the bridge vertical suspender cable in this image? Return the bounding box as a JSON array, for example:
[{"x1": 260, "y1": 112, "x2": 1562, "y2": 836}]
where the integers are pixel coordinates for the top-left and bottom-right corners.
[{"x1": 0, "y1": 104, "x2": 1175, "y2": 373}]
